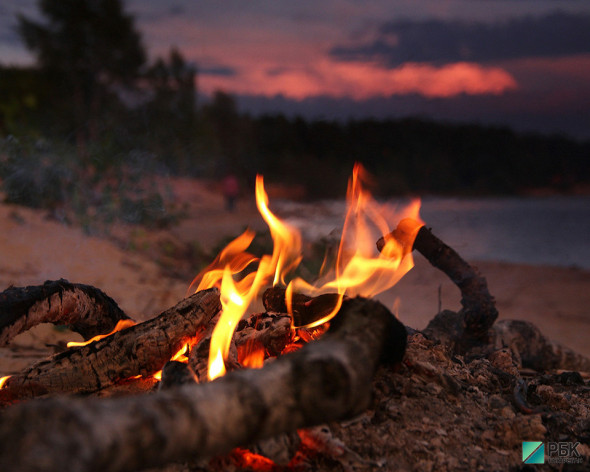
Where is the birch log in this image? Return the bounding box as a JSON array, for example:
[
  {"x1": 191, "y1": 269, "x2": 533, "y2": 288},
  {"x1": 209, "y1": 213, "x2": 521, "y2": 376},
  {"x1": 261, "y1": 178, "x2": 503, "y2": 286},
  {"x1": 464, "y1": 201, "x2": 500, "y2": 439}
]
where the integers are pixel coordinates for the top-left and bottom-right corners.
[
  {"x1": 0, "y1": 296, "x2": 406, "y2": 472},
  {"x1": 1, "y1": 288, "x2": 220, "y2": 398},
  {"x1": 0, "y1": 279, "x2": 130, "y2": 346}
]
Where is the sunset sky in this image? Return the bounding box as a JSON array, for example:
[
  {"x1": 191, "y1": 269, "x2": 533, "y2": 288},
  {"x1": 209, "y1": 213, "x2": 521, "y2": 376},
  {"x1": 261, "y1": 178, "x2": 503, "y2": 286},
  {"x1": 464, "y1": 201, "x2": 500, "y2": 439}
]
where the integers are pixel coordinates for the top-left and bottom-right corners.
[{"x1": 2, "y1": 0, "x2": 590, "y2": 138}]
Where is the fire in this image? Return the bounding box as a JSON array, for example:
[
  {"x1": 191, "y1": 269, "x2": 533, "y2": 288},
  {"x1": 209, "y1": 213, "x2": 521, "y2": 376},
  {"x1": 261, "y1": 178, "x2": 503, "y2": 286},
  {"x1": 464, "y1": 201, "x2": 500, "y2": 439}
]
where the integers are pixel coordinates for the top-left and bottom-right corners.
[
  {"x1": 66, "y1": 319, "x2": 136, "y2": 348},
  {"x1": 0, "y1": 375, "x2": 10, "y2": 389},
  {"x1": 202, "y1": 176, "x2": 302, "y2": 380},
  {"x1": 151, "y1": 341, "x2": 192, "y2": 381},
  {"x1": 194, "y1": 163, "x2": 422, "y2": 380},
  {"x1": 285, "y1": 163, "x2": 422, "y2": 327}
]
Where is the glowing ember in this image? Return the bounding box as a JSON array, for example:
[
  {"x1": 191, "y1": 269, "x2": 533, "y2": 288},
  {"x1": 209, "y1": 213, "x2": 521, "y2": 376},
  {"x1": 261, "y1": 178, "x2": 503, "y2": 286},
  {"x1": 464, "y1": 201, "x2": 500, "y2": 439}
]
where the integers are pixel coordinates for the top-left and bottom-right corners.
[
  {"x1": 0, "y1": 375, "x2": 10, "y2": 389},
  {"x1": 66, "y1": 319, "x2": 136, "y2": 348}
]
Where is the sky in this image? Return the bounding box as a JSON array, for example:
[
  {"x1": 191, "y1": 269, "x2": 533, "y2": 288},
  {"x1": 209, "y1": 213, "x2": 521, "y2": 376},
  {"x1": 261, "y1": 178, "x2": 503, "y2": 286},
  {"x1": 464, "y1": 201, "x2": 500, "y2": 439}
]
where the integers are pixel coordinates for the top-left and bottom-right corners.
[{"x1": 2, "y1": 0, "x2": 590, "y2": 139}]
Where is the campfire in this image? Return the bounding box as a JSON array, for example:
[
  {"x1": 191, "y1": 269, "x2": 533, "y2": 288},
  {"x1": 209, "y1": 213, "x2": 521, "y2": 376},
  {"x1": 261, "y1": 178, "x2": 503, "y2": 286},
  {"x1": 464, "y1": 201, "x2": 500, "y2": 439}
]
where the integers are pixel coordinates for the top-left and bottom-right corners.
[{"x1": 0, "y1": 164, "x2": 589, "y2": 471}]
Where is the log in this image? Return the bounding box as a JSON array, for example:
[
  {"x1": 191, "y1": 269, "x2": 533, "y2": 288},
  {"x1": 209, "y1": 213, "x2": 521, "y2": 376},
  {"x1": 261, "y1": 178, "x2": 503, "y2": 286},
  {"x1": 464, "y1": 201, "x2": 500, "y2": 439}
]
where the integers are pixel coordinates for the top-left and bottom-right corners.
[
  {"x1": 262, "y1": 286, "x2": 343, "y2": 327},
  {"x1": 378, "y1": 219, "x2": 498, "y2": 347},
  {"x1": 0, "y1": 295, "x2": 406, "y2": 472},
  {"x1": 1, "y1": 288, "x2": 221, "y2": 398},
  {"x1": 0, "y1": 279, "x2": 130, "y2": 346}
]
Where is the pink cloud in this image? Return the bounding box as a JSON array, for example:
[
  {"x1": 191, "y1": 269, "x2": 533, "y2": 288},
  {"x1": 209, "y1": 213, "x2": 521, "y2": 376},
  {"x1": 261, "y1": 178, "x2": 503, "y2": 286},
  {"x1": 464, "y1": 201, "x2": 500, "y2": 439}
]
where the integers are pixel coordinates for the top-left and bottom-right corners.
[{"x1": 199, "y1": 60, "x2": 518, "y2": 100}]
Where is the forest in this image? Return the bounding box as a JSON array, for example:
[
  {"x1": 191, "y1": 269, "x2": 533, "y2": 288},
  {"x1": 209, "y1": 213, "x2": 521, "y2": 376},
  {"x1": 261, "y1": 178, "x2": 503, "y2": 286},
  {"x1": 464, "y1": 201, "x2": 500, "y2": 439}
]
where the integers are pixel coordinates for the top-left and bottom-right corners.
[{"x1": 1, "y1": 0, "x2": 589, "y2": 217}]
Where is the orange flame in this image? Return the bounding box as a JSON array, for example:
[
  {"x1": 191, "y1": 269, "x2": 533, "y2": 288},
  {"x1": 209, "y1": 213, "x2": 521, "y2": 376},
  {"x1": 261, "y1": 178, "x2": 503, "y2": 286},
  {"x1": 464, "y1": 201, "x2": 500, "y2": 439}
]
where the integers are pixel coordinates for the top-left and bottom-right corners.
[
  {"x1": 286, "y1": 163, "x2": 422, "y2": 326},
  {"x1": 195, "y1": 163, "x2": 422, "y2": 380},
  {"x1": 151, "y1": 341, "x2": 192, "y2": 381},
  {"x1": 0, "y1": 375, "x2": 10, "y2": 389},
  {"x1": 66, "y1": 319, "x2": 137, "y2": 348},
  {"x1": 205, "y1": 176, "x2": 302, "y2": 380}
]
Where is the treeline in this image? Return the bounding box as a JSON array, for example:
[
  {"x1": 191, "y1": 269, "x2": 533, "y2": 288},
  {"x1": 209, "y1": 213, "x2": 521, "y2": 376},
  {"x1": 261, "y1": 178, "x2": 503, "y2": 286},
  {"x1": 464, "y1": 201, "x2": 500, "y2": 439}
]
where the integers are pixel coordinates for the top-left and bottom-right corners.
[
  {"x1": 3, "y1": 63, "x2": 590, "y2": 199},
  {"x1": 1, "y1": 0, "x2": 589, "y2": 204}
]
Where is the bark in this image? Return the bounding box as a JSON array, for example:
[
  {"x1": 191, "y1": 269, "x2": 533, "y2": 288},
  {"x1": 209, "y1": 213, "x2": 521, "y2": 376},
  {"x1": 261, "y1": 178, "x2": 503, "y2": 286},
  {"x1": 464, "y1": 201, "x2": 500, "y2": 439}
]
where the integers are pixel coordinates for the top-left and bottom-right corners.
[
  {"x1": 378, "y1": 219, "x2": 498, "y2": 348},
  {"x1": 0, "y1": 296, "x2": 406, "y2": 472},
  {"x1": 0, "y1": 279, "x2": 130, "y2": 346},
  {"x1": 1, "y1": 288, "x2": 220, "y2": 398},
  {"x1": 234, "y1": 311, "x2": 293, "y2": 357}
]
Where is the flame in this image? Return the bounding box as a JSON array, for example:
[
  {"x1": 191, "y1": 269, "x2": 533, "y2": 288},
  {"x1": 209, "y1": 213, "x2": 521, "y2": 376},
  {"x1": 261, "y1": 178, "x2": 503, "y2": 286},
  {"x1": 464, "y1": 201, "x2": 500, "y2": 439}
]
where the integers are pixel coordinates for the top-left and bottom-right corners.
[
  {"x1": 285, "y1": 163, "x2": 422, "y2": 327},
  {"x1": 238, "y1": 340, "x2": 266, "y2": 369},
  {"x1": 151, "y1": 342, "x2": 192, "y2": 381},
  {"x1": 66, "y1": 319, "x2": 136, "y2": 348},
  {"x1": 195, "y1": 163, "x2": 422, "y2": 380},
  {"x1": 0, "y1": 375, "x2": 10, "y2": 389}
]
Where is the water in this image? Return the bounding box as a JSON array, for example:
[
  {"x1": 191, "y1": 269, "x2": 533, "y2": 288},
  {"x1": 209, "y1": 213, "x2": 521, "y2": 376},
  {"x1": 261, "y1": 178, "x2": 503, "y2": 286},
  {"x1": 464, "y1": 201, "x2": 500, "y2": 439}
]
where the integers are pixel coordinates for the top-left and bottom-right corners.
[{"x1": 277, "y1": 195, "x2": 590, "y2": 270}]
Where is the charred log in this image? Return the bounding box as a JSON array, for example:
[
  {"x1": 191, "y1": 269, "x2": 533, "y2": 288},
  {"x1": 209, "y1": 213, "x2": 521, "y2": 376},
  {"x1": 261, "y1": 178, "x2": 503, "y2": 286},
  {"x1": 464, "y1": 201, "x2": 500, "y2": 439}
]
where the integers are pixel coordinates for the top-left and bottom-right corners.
[
  {"x1": 158, "y1": 361, "x2": 198, "y2": 391},
  {"x1": 235, "y1": 311, "x2": 293, "y2": 357},
  {"x1": 262, "y1": 286, "x2": 343, "y2": 327},
  {"x1": 1, "y1": 288, "x2": 221, "y2": 398},
  {"x1": 0, "y1": 296, "x2": 406, "y2": 472},
  {"x1": 378, "y1": 219, "x2": 498, "y2": 349},
  {"x1": 0, "y1": 279, "x2": 130, "y2": 346}
]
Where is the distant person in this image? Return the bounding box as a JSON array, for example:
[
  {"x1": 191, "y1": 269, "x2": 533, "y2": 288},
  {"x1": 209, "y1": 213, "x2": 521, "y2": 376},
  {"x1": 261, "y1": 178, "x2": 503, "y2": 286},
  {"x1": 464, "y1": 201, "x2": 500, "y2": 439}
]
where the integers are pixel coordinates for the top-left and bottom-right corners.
[{"x1": 222, "y1": 173, "x2": 240, "y2": 212}]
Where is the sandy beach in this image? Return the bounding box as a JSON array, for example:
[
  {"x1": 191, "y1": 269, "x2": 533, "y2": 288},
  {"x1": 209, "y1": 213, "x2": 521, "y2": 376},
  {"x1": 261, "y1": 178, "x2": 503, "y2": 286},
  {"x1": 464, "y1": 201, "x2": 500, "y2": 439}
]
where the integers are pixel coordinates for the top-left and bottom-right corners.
[{"x1": 1, "y1": 178, "x2": 589, "y2": 375}]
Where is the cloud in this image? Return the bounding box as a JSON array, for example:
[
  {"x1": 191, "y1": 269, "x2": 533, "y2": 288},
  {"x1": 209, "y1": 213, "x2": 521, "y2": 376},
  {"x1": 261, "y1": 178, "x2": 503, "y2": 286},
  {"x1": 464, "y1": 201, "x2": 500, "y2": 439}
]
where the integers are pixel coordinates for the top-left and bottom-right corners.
[
  {"x1": 199, "y1": 59, "x2": 516, "y2": 100},
  {"x1": 330, "y1": 11, "x2": 590, "y2": 66},
  {"x1": 199, "y1": 65, "x2": 237, "y2": 77}
]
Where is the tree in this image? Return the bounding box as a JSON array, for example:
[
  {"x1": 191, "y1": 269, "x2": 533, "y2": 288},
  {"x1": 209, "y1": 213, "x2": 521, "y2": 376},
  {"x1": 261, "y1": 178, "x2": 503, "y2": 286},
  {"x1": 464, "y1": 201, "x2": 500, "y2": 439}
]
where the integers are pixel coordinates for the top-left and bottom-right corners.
[
  {"x1": 141, "y1": 48, "x2": 198, "y2": 171},
  {"x1": 18, "y1": 0, "x2": 146, "y2": 153}
]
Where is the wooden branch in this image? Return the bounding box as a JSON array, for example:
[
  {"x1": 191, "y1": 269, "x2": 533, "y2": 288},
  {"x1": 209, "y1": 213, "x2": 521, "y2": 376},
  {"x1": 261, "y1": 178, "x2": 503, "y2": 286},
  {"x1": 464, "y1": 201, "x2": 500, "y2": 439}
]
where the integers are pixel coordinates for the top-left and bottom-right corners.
[
  {"x1": 1, "y1": 288, "x2": 221, "y2": 398},
  {"x1": 0, "y1": 279, "x2": 130, "y2": 346},
  {"x1": 0, "y1": 296, "x2": 406, "y2": 472},
  {"x1": 378, "y1": 219, "x2": 498, "y2": 346}
]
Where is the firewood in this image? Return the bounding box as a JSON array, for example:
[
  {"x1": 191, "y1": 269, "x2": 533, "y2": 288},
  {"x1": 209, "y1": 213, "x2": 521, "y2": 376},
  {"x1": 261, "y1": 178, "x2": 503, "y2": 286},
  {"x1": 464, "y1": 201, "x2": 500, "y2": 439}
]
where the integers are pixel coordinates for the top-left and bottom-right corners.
[
  {"x1": 158, "y1": 361, "x2": 198, "y2": 390},
  {"x1": 234, "y1": 311, "x2": 293, "y2": 357},
  {"x1": 378, "y1": 219, "x2": 498, "y2": 348},
  {"x1": 262, "y1": 286, "x2": 343, "y2": 327},
  {"x1": 0, "y1": 279, "x2": 130, "y2": 346},
  {"x1": 0, "y1": 296, "x2": 406, "y2": 472},
  {"x1": 1, "y1": 288, "x2": 220, "y2": 398}
]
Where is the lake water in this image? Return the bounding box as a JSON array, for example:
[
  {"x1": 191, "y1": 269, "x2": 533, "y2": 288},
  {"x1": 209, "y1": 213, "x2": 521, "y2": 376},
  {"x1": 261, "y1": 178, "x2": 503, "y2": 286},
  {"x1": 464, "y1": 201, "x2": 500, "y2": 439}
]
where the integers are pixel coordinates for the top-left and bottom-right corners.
[{"x1": 277, "y1": 196, "x2": 590, "y2": 270}]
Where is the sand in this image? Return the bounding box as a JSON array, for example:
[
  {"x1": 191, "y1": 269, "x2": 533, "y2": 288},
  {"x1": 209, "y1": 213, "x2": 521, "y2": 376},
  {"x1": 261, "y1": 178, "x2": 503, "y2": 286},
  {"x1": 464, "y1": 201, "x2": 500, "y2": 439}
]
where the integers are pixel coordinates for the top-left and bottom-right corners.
[{"x1": 1, "y1": 178, "x2": 589, "y2": 376}]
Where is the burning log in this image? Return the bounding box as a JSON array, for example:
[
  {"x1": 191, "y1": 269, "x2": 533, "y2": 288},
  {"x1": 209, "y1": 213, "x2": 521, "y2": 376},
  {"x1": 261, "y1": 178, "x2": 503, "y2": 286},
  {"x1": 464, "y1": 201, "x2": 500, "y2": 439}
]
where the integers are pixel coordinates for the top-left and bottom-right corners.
[
  {"x1": 0, "y1": 279, "x2": 130, "y2": 346},
  {"x1": 0, "y1": 295, "x2": 406, "y2": 472},
  {"x1": 262, "y1": 286, "x2": 343, "y2": 327},
  {"x1": 1, "y1": 288, "x2": 220, "y2": 398},
  {"x1": 378, "y1": 221, "x2": 590, "y2": 373},
  {"x1": 378, "y1": 220, "x2": 498, "y2": 349}
]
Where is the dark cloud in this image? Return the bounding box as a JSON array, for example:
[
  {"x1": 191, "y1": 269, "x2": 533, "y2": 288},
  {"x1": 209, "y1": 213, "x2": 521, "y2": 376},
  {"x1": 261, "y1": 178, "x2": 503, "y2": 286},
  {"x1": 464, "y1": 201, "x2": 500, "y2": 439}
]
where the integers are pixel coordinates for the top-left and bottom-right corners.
[
  {"x1": 330, "y1": 11, "x2": 590, "y2": 66},
  {"x1": 199, "y1": 65, "x2": 237, "y2": 77}
]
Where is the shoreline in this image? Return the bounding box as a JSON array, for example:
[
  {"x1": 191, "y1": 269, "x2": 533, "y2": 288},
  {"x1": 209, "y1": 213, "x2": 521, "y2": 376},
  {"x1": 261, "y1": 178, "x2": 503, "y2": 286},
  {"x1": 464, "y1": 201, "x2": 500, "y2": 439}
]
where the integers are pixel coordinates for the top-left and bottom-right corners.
[{"x1": 1, "y1": 197, "x2": 589, "y2": 374}]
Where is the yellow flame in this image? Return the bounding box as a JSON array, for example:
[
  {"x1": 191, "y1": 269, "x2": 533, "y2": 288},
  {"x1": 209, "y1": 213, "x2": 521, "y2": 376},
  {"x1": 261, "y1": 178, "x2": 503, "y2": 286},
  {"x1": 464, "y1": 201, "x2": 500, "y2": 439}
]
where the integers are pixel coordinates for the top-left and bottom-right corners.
[
  {"x1": 197, "y1": 163, "x2": 422, "y2": 380},
  {"x1": 255, "y1": 175, "x2": 302, "y2": 286},
  {"x1": 151, "y1": 342, "x2": 192, "y2": 381},
  {"x1": 0, "y1": 375, "x2": 10, "y2": 389},
  {"x1": 67, "y1": 319, "x2": 136, "y2": 348},
  {"x1": 286, "y1": 163, "x2": 422, "y2": 327}
]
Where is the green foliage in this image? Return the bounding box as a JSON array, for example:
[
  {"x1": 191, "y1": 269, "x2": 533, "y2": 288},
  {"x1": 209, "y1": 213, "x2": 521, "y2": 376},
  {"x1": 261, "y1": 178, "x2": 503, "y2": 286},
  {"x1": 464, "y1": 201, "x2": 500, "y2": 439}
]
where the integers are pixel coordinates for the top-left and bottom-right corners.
[{"x1": 0, "y1": 137, "x2": 183, "y2": 231}]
